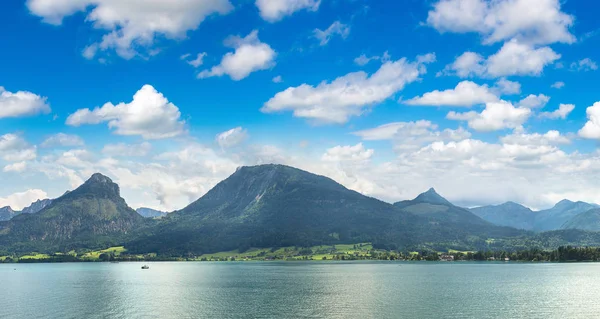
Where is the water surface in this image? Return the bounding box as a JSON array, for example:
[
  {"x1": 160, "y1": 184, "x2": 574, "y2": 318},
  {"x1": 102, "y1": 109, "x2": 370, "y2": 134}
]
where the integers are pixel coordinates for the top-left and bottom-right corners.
[{"x1": 1, "y1": 262, "x2": 599, "y2": 318}]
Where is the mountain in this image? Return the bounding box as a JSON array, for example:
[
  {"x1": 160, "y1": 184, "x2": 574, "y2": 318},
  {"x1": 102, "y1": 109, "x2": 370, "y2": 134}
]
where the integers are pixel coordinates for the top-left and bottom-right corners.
[
  {"x1": 136, "y1": 207, "x2": 168, "y2": 218},
  {"x1": 127, "y1": 165, "x2": 526, "y2": 256},
  {"x1": 394, "y1": 188, "x2": 489, "y2": 226},
  {"x1": 0, "y1": 206, "x2": 17, "y2": 222},
  {"x1": 0, "y1": 199, "x2": 53, "y2": 222},
  {"x1": 21, "y1": 199, "x2": 52, "y2": 215},
  {"x1": 533, "y1": 200, "x2": 598, "y2": 231},
  {"x1": 0, "y1": 173, "x2": 145, "y2": 253},
  {"x1": 561, "y1": 209, "x2": 600, "y2": 231},
  {"x1": 470, "y1": 202, "x2": 536, "y2": 230}
]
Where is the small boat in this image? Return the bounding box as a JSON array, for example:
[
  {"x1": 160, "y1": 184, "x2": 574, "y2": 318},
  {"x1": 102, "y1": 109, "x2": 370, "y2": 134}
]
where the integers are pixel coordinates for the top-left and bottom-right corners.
[{"x1": 141, "y1": 265, "x2": 149, "y2": 269}]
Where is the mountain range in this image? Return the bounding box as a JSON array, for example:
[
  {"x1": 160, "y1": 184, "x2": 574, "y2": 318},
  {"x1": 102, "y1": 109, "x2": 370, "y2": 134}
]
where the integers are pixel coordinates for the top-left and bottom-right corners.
[
  {"x1": 2, "y1": 164, "x2": 600, "y2": 256},
  {"x1": 470, "y1": 200, "x2": 600, "y2": 231},
  {"x1": 0, "y1": 199, "x2": 52, "y2": 222},
  {"x1": 136, "y1": 208, "x2": 168, "y2": 219}
]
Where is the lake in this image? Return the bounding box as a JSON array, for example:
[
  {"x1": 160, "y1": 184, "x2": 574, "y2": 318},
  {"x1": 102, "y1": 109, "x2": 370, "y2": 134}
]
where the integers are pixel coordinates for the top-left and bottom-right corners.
[{"x1": 1, "y1": 262, "x2": 599, "y2": 318}]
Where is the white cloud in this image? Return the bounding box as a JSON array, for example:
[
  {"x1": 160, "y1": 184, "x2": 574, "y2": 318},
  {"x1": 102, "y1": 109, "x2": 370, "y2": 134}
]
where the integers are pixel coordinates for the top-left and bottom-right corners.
[
  {"x1": 0, "y1": 134, "x2": 37, "y2": 162},
  {"x1": 255, "y1": 0, "x2": 320, "y2": 22},
  {"x1": 27, "y1": 0, "x2": 233, "y2": 59},
  {"x1": 66, "y1": 84, "x2": 186, "y2": 139},
  {"x1": 3, "y1": 162, "x2": 27, "y2": 173},
  {"x1": 444, "y1": 40, "x2": 560, "y2": 78},
  {"x1": 313, "y1": 21, "x2": 350, "y2": 46},
  {"x1": 354, "y1": 51, "x2": 391, "y2": 66},
  {"x1": 501, "y1": 130, "x2": 570, "y2": 145},
  {"x1": 261, "y1": 54, "x2": 434, "y2": 124},
  {"x1": 322, "y1": 143, "x2": 374, "y2": 162},
  {"x1": 272, "y1": 75, "x2": 283, "y2": 83},
  {"x1": 579, "y1": 102, "x2": 600, "y2": 139},
  {"x1": 0, "y1": 189, "x2": 48, "y2": 211},
  {"x1": 198, "y1": 30, "x2": 276, "y2": 81},
  {"x1": 539, "y1": 103, "x2": 574, "y2": 120},
  {"x1": 518, "y1": 94, "x2": 550, "y2": 109},
  {"x1": 405, "y1": 81, "x2": 499, "y2": 107},
  {"x1": 495, "y1": 78, "x2": 521, "y2": 95},
  {"x1": 41, "y1": 133, "x2": 84, "y2": 148},
  {"x1": 551, "y1": 81, "x2": 565, "y2": 89},
  {"x1": 215, "y1": 127, "x2": 248, "y2": 148},
  {"x1": 182, "y1": 52, "x2": 207, "y2": 68},
  {"x1": 447, "y1": 100, "x2": 531, "y2": 131},
  {"x1": 486, "y1": 40, "x2": 561, "y2": 77},
  {"x1": 0, "y1": 86, "x2": 51, "y2": 118},
  {"x1": 102, "y1": 142, "x2": 152, "y2": 157},
  {"x1": 570, "y1": 58, "x2": 598, "y2": 72},
  {"x1": 427, "y1": 0, "x2": 575, "y2": 45},
  {"x1": 353, "y1": 120, "x2": 471, "y2": 152}
]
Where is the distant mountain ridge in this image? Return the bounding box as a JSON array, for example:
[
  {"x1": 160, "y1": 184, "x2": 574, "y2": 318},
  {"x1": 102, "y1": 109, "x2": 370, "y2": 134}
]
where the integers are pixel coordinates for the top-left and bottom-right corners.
[
  {"x1": 470, "y1": 199, "x2": 599, "y2": 231},
  {"x1": 394, "y1": 188, "x2": 490, "y2": 226},
  {"x1": 136, "y1": 207, "x2": 168, "y2": 218},
  {"x1": 0, "y1": 199, "x2": 53, "y2": 221}
]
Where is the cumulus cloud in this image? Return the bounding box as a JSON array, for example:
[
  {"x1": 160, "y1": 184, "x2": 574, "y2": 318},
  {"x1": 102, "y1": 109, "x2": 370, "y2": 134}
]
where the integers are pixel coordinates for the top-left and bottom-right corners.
[
  {"x1": 0, "y1": 189, "x2": 48, "y2": 211},
  {"x1": 570, "y1": 58, "x2": 598, "y2": 72},
  {"x1": 539, "y1": 103, "x2": 574, "y2": 120},
  {"x1": 405, "y1": 81, "x2": 499, "y2": 107},
  {"x1": 495, "y1": 78, "x2": 521, "y2": 95},
  {"x1": 447, "y1": 100, "x2": 531, "y2": 131},
  {"x1": 27, "y1": 0, "x2": 233, "y2": 59},
  {"x1": 518, "y1": 94, "x2": 550, "y2": 109},
  {"x1": 261, "y1": 54, "x2": 434, "y2": 124},
  {"x1": 255, "y1": 0, "x2": 320, "y2": 22},
  {"x1": 579, "y1": 102, "x2": 600, "y2": 139},
  {"x1": 353, "y1": 121, "x2": 471, "y2": 152},
  {"x1": 66, "y1": 85, "x2": 186, "y2": 139},
  {"x1": 198, "y1": 30, "x2": 276, "y2": 81},
  {"x1": 41, "y1": 133, "x2": 84, "y2": 148},
  {"x1": 443, "y1": 40, "x2": 560, "y2": 78},
  {"x1": 0, "y1": 86, "x2": 51, "y2": 118},
  {"x1": 0, "y1": 134, "x2": 37, "y2": 162},
  {"x1": 551, "y1": 81, "x2": 565, "y2": 89},
  {"x1": 322, "y1": 143, "x2": 374, "y2": 162},
  {"x1": 426, "y1": 0, "x2": 575, "y2": 45},
  {"x1": 102, "y1": 142, "x2": 152, "y2": 157},
  {"x1": 215, "y1": 127, "x2": 248, "y2": 148},
  {"x1": 501, "y1": 130, "x2": 570, "y2": 145},
  {"x1": 313, "y1": 21, "x2": 350, "y2": 46}
]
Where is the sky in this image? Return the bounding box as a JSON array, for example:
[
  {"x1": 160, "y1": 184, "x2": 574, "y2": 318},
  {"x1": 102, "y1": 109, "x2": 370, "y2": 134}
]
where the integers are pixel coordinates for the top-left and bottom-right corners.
[{"x1": 1, "y1": 0, "x2": 600, "y2": 211}]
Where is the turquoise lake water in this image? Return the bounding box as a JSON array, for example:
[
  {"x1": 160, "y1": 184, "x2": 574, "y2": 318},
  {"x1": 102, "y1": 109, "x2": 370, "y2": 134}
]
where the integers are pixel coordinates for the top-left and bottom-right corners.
[{"x1": 1, "y1": 262, "x2": 599, "y2": 318}]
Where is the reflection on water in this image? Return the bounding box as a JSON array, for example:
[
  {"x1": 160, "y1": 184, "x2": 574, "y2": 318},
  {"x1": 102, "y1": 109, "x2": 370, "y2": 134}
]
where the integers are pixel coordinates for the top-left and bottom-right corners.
[{"x1": 1, "y1": 262, "x2": 600, "y2": 319}]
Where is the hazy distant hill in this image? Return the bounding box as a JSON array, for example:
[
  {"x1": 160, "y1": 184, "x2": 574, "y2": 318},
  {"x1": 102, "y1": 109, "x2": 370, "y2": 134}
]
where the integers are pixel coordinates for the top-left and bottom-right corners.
[
  {"x1": 561, "y1": 209, "x2": 600, "y2": 231},
  {"x1": 394, "y1": 188, "x2": 490, "y2": 226},
  {"x1": 0, "y1": 173, "x2": 145, "y2": 253},
  {"x1": 470, "y1": 202, "x2": 537, "y2": 230},
  {"x1": 136, "y1": 208, "x2": 168, "y2": 218},
  {"x1": 534, "y1": 200, "x2": 598, "y2": 231}
]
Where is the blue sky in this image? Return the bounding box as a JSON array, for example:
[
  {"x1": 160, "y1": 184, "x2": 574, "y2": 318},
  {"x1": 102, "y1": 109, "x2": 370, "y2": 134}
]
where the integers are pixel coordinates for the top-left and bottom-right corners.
[{"x1": 1, "y1": 0, "x2": 600, "y2": 211}]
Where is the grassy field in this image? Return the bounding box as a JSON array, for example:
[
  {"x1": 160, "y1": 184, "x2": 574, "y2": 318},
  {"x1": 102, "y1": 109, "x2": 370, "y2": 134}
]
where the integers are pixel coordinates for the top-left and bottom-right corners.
[
  {"x1": 19, "y1": 253, "x2": 50, "y2": 260},
  {"x1": 81, "y1": 246, "x2": 127, "y2": 260},
  {"x1": 196, "y1": 243, "x2": 377, "y2": 261}
]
